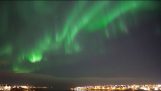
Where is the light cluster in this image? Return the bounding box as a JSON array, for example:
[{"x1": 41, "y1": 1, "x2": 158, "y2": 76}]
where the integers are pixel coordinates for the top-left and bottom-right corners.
[
  {"x1": 72, "y1": 84, "x2": 161, "y2": 91},
  {"x1": 0, "y1": 84, "x2": 30, "y2": 91},
  {"x1": 0, "y1": 84, "x2": 47, "y2": 91}
]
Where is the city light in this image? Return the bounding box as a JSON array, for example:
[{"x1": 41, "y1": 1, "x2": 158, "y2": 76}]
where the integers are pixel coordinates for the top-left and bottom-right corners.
[
  {"x1": 72, "y1": 84, "x2": 161, "y2": 91},
  {"x1": 0, "y1": 84, "x2": 48, "y2": 91}
]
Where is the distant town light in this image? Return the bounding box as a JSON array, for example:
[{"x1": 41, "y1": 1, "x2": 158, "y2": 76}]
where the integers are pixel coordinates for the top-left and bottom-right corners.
[{"x1": 72, "y1": 84, "x2": 161, "y2": 91}]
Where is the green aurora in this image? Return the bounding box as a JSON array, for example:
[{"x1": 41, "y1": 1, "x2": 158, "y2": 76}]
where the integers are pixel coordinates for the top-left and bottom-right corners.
[{"x1": 0, "y1": 1, "x2": 159, "y2": 73}]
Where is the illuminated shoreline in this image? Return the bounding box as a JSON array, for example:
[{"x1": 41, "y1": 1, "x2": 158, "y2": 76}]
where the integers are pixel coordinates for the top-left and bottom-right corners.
[
  {"x1": 0, "y1": 84, "x2": 48, "y2": 91},
  {"x1": 71, "y1": 84, "x2": 161, "y2": 91},
  {"x1": 1, "y1": 84, "x2": 161, "y2": 91}
]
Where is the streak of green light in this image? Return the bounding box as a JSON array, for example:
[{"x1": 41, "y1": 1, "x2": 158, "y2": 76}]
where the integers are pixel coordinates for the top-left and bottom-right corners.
[
  {"x1": 56, "y1": 1, "x2": 108, "y2": 54},
  {"x1": 85, "y1": 1, "x2": 143, "y2": 31}
]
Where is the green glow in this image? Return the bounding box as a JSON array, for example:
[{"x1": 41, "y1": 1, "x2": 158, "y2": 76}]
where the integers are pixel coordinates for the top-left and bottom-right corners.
[
  {"x1": 118, "y1": 19, "x2": 128, "y2": 33},
  {"x1": 18, "y1": 33, "x2": 53, "y2": 63},
  {"x1": 55, "y1": 1, "x2": 108, "y2": 54},
  {"x1": 85, "y1": 1, "x2": 139, "y2": 31},
  {"x1": 0, "y1": 1, "x2": 157, "y2": 73},
  {"x1": 26, "y1": 52, "x2": 42, "y2": 63},
  {"x1": 57, "y1": 1, "x2": 87, "y2": 43},
  {"x1": 13, "y1": 61, "x2": 39, "y2": 73},
  {"x1": 13, "y1": 66, "x2": 32, "y2": 73},
  {"x1": 54, "y1": 1, "x2": 87, "y2": 54}
]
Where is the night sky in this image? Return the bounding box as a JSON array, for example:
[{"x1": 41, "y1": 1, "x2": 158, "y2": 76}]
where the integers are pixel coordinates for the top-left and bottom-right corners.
[{"x1": 0, "y1": 1, "x2": 161, "y2": 84}]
